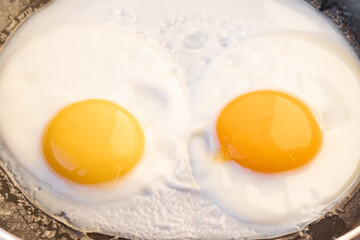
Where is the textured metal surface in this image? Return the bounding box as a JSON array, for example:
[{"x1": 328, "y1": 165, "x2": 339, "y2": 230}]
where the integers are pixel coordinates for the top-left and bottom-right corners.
[
  {"x1": 308, "y1": 0, "x2": 360, "y2": 56},
  {"x1": 0, "y1": 0, "x2": 37, "y2": 51},
  {"x1": 0, "y1": 0, "x2": 359, "y2": 239}
]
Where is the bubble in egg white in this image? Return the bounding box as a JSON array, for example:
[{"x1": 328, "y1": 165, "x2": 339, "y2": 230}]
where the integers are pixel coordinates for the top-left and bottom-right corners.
[{"x1": 183, "y1": 30, "x2": 209, "y2": 50}]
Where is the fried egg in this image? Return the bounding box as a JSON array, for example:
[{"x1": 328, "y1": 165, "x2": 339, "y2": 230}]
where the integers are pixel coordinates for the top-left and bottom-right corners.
[
  {"x1": 0, "y1": 0, "x2": 359, "y2": 239},
  {"x1": 189, "y1": 32, "x2": 360, "y2": 230},
  {"x1": 0, "y1": 24, "x2": 187, "y2": 203}
]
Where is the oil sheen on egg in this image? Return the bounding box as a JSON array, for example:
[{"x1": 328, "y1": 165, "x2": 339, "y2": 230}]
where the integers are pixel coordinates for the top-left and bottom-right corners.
[{"x1": 0, "y1": 0, "x2": 359, "y2": 239}]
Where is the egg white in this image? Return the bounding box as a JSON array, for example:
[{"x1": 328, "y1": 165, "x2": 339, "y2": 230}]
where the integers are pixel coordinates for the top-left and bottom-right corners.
[{"x1": 0, "y1": 0, "x2": 358, "y2": 239}]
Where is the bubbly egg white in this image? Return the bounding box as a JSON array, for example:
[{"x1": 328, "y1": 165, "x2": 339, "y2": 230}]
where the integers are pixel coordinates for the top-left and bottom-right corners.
[{"x1": 0, "y1": 0, "x2": 358, "y2": 239}]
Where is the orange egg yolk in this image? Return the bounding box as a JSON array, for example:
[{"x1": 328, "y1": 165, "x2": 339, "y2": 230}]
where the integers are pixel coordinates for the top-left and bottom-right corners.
[
  {"x1": 42, "y1": 99, "x2": 144, "y2": 184},
  {"x1": 216, "y1": 90, "x2": 322, "y2": 173}
]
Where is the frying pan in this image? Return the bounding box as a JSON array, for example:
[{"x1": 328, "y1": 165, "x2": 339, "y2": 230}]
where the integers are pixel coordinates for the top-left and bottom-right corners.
[{"x1": 0, "y1": 0, "x2": 360, "y2": 239}]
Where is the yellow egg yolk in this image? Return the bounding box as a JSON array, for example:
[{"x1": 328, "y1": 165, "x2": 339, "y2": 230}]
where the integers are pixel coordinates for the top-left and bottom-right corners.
[
  {"x1": 216, "y1": 90, "x2": 322, "y2": 173},
  {"x1": 42, "y1": 99, "x2": 144, "y2": 184}
]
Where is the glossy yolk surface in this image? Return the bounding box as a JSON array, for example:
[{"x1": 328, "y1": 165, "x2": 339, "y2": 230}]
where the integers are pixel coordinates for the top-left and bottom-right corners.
[
  {"x1": 42, "y1": 99, "x2": 144, "y2": 184},
  {"x1": 216, "y1": 90, "x2": 322, "y2": 173}
]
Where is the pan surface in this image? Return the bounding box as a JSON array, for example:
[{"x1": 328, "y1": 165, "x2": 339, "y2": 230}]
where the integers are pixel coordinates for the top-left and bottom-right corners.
[{"x1": 0, "y1": 0, "x2": 359, "y2": 239}]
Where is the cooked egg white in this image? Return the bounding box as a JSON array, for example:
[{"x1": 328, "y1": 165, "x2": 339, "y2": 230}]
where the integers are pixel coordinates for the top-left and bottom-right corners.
[{"x1": 0, "y1": 0, "x2": 358, "y2": 239}]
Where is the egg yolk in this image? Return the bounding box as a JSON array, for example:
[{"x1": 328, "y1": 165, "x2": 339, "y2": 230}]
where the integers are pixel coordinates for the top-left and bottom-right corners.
[
  {"x1": 216, "y1": 90, "x2": 322, "y2": 173},
  {"x1": 42, "y1": 99, "x2": 144, "y2": 184}
]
